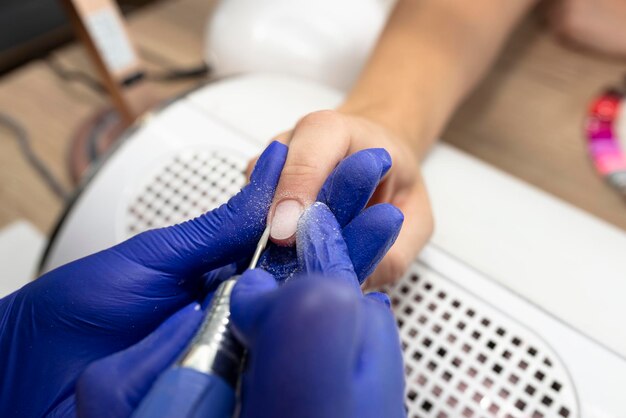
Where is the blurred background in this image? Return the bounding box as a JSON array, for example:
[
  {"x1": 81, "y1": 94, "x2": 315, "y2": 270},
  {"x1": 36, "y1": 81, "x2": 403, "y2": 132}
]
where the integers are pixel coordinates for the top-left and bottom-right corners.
[
  {"x1": 0, "y1": 0, "x2": 217, "y2": 234},
  {"x1": 0, "y1": 0, "x2": 625, "y2": 237},
  {"x1": 2, "y1": 3, "x2": 625, "y2": 415},
  {"x1": 0, "y1": 0, "x2": 155, "y2": 74}
]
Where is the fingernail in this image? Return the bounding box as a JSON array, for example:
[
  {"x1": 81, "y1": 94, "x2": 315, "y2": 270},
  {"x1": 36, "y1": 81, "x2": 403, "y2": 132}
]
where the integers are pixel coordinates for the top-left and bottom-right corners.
[{"x1": 270, "y1": 199, "x2": 304, "y2": 241}]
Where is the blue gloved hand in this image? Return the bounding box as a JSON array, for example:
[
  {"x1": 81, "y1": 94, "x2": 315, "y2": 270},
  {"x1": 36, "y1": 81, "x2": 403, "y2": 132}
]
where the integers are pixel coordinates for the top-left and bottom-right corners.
[
  {"x1": 75, "y1": 202, "x2": 405, "y2": 418},
  {"x1": 231, "y1": 203, "x2": 406, "y2": 418},
  {"x1": 260, "y1": 148, "x2": 398, "y2": 283},
  {"x1": 0, "y1": 142, "x2": 288, "y2": 418},
  {"x1": 0, "y1": 143, "x2": 404, "y2": 418},
  {"x1": 71, "y1": 153, "x2": 404, "y2": 418}
]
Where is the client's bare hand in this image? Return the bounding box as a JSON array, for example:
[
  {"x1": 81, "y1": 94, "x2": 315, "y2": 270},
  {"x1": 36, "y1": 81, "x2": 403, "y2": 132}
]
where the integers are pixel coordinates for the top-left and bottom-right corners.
[
  {"x1": 249, "y1": 110, "x2": 434, "y2": 288},
  {"x1": 548, "y1": 0, "x2": 626, "y2": 57}
]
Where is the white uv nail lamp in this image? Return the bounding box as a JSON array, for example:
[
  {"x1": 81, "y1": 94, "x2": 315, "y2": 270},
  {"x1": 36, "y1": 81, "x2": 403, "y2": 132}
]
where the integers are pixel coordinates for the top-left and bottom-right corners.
[{"x1": 40, "y1": 74, "x2": 626, "y2": 418}]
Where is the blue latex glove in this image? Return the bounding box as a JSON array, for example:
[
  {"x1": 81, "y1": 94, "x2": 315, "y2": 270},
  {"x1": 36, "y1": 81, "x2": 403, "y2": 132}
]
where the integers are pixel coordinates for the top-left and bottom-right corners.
[
  {"x1": 0, "y1": 142, "x2": 403, "y2": 418},
  {"x1": 74, "y1": 202, "x2": 405, "y2": 418},
  {"x1": 0, "y1": 142, "x2": 288, "y2": 418},
  {"x1": 72, "y1": 154, "x2": 404, "y2": 417},
  {"x1": 260, "y1": 148, "x2": 397, "y2": 283},
  {"x1": 231, "y1": 203, "x2": 406, "y2": 418}
]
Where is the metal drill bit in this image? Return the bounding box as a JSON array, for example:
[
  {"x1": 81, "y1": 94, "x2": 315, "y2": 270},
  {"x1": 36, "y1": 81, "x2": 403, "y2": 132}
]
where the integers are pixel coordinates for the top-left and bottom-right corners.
[
  {"x1": 178, "y1": 225, "x2": 271, "y2": 382},
  {"x1": 248, "y1": 226, "x2": 270, "y2": 269}
]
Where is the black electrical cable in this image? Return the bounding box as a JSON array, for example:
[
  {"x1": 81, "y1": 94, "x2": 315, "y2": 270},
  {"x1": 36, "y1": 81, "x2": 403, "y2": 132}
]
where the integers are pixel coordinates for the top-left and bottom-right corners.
[
  {"x1": 145, "y1": 63, "x2": 210, "y2": 81},
  {"x1": 0, "y1": 113, "x2": 69, "y2": 201},
  {"x1": 137, "y1": 45, "x2": 211, "y2": 81},
  {"x1": 46, "y1": 58, "x2": 107, "y2": 94},
  {"x1": 46, "y1": 51, "x2": 210, "y2": 96}
]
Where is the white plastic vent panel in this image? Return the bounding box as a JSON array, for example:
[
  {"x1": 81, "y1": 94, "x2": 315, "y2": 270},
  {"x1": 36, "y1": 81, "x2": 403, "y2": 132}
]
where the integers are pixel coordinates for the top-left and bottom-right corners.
[
  {"x1": 125, "y1": 148, "x2": 247, "y2": 237},
  {"x1": 122, "y1": 148, "x2": 579, "y2": 418},
  {"x1": 388, "y1": 264, "x2": 579, "y2": 418}
]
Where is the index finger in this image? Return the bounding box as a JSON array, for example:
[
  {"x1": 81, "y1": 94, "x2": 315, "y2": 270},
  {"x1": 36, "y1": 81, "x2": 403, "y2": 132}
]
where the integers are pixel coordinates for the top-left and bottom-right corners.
[{"x1": 268, "y1": 111, "x2": 351, "y2": 245}]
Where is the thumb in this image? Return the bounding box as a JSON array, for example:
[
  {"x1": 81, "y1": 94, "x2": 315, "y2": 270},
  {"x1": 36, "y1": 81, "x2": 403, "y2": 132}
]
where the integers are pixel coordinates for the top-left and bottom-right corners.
[
  {"x1": 354, "y1": 298, "x2": 406, "y2": 418},
  {"x1": 75, "y1": 303, "x2": 204, "y2": 418},
  {"x1": 296, "y1": 203, "x2": 359, "y2": 291},
  {"x1": 230, "y1": 269, "x2": 278, "y2": 346},
  {"x1": 116, "y1": 141, "x2": 287, "y2": 276}
]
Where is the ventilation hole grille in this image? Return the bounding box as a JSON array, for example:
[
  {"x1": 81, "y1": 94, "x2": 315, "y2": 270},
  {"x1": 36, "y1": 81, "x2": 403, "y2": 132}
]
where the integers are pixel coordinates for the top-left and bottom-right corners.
[
  {"x1": 388, "y1": 263, "x2": 578, "y2": 418},
  {"x1": 125, "y1": 149, "x2": 247, "y2": 236}
]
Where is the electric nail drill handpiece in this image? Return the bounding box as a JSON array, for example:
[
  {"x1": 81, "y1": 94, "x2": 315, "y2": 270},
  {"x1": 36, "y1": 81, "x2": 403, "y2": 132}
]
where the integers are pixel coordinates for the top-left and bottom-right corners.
[{"x1": 131, "y1": 227, "x2": 271, "y2": 418}]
